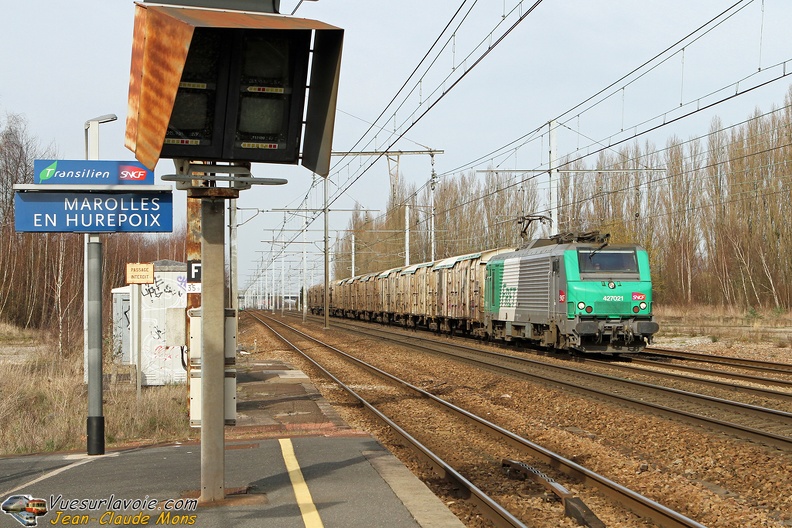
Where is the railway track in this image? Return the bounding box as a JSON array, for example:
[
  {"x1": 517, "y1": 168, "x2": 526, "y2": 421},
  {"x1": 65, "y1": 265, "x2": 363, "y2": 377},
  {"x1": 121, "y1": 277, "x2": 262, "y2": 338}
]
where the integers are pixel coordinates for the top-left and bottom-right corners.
[
  {"x1": 642, "y1": 347, "x2": 792, "y2": 377},
  {"x1": 246, "y1": 311, "x2": 707, "y2": 528},
  {"x1": 295, "y1": 313, "x2": 792, "y2": 451},
  {"x1": 612, "y1": 355, "x2": 792, "y2": 392},
  {"x1": 577, "y1": 356, "x2": 792, "y2": 410}
]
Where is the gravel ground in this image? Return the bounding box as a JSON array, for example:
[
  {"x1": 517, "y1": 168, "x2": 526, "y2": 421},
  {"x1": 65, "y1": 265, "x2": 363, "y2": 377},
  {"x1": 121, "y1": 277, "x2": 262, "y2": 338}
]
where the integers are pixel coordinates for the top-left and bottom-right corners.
[
  {"x1": 654, "y1": 335, "x2": 792, "y2": 364},
  {"x1": 239, "y1": 315, "x2": 792, "y2": 527}
]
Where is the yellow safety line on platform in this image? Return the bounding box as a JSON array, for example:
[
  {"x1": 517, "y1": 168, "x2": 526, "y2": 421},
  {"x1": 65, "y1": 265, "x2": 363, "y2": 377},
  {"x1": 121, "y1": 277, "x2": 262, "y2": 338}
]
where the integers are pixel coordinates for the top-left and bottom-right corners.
[{"x1": 279, "y1": 438, "x2": 324, "y2": 527}]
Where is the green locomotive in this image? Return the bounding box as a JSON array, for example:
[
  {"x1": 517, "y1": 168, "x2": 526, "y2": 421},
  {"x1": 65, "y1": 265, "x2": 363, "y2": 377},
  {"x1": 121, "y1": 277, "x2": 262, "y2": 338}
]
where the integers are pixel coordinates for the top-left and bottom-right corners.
[{"x1": 484, "y1": 233, "x2": 658, "y2": 353}]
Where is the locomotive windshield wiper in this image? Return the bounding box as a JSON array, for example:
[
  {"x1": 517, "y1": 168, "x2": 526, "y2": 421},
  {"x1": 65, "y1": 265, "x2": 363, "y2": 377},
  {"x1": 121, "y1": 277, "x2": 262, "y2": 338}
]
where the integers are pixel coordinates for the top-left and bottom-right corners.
[{"x1": 588, "y1": 240, "x2": 609, "y2": 260}]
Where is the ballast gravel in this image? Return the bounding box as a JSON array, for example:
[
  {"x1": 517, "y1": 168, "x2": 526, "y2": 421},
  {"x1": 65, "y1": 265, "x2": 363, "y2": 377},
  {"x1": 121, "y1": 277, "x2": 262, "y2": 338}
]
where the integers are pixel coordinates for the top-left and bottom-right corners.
[{"x1": 239, "y1": 317, "x2": 792, "y2": 528}]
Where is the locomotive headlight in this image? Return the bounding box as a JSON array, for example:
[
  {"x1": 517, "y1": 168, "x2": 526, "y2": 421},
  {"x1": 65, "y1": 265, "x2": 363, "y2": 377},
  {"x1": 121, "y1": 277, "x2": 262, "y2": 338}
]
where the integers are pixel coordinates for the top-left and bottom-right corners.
[
  {"x1": 577, "y1": 301, "x2": 586, "y2": 310},
  {"x1": 639, "y1": 301, "x2": 647, "y2": 310}
]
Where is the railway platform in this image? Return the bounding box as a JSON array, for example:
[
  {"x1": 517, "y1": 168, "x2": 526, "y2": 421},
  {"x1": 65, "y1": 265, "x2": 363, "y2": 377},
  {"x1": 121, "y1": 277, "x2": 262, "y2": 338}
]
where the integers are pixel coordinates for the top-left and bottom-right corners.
[{"x1": 0, "y1": 359, "x2": 464, "y2": 528}]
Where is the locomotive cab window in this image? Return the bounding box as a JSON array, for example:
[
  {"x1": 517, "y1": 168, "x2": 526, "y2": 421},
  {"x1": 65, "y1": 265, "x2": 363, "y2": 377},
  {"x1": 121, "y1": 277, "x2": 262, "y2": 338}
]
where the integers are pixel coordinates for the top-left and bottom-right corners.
[{"x1": 578, "y1": 249, "x2": 639, "y2": 277}]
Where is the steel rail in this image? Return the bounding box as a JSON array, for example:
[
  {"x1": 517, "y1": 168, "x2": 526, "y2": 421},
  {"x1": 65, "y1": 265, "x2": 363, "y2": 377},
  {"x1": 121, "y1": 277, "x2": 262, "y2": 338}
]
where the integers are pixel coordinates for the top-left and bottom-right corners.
[
  {"x1": 644, "y1": 347, "x2": 792, "y2": 375},
  {"x1": 252, "y1": 312, "x2": 708, "y2": 528},
  {"x1": 304, "y1": 313, "x2": 792, "y2": 397},
  {"x1": 323, "y1": 318, "x2": 792, "y2": 450},
  {"x1": 586, "y1": 357, "x2": 792, "y2": 400},
  {"x1": 248, "y1": 313, "x2": 526, "y2": 528}
]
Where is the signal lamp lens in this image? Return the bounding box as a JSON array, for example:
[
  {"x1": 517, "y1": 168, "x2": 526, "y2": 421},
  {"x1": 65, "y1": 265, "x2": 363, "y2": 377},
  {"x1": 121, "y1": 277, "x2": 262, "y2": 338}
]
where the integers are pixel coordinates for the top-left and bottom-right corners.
[
  {"x1": 238, "y1": 97, "x2": 285, "y2": 136},
  {"x1": 585, "y1": 306, "x2": 593, "y2": 313},
  {"x1": 170, "y1": 92, "x2": 212, "y2": 131},
  {"x1": 639, "y1": 302, "x2": 647, "y2": 310},
  {"x1": 633, "y1": 306, "x2": 640, "y2": 313},
  {"x1": 577, "y1": 302, "x2": 586, "y2": 310}
]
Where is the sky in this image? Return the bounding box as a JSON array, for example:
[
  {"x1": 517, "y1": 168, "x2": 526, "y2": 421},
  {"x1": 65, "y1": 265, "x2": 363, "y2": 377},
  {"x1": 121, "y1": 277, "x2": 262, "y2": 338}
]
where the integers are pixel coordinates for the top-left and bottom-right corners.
[{"x1": 2, "y1": 0, "x2": 792, "y2": 296}]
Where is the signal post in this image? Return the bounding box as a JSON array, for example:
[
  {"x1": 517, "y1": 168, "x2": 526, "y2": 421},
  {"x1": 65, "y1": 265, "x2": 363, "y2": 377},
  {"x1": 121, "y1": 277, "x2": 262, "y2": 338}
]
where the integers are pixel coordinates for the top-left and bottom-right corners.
[
  {"x1": 124, "y1": 0, "x2": 342, "y2": 502},
  {"x1": 188, "y1": 176, "x2": 240, "y2": 503}
]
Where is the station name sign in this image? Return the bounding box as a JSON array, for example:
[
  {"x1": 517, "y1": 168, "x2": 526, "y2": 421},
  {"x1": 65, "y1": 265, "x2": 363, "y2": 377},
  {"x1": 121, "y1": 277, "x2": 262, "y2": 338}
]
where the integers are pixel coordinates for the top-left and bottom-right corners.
[
  {"x1": 14, "y1": 192, "x2": 173, "y2": 233},
  {"x1": 34, "y1": 159, "x2": 155, "y2": 185},
  {"x1": 14, "y1": 159, "x2": 172, "y2": 234}
]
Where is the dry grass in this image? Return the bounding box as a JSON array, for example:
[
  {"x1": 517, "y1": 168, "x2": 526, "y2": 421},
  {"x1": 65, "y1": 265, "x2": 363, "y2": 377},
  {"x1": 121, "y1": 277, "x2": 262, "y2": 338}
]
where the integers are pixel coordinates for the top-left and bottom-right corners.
[
  {"x1": 0, "y1": 330, "x2": 194, "y2": 455},
  {"x1": 3, "y1": 303, "x2": 790, "y2": 455},
  {"x1": 654, "y1": 304, "x2": 792, "y2": 345},
  {"x1": 102, "y1": 382, "x2": 195, "y2": 448},
  {"x1": 0, "y1": 322, "x2": 39, "y2": 345}
]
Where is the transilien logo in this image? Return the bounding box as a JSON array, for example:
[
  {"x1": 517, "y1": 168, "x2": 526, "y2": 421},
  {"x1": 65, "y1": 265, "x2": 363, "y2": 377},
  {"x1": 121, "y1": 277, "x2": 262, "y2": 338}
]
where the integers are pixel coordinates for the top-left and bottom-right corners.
[{"x1": 38, "y1": 161, "x2": 58, "y2": 182}]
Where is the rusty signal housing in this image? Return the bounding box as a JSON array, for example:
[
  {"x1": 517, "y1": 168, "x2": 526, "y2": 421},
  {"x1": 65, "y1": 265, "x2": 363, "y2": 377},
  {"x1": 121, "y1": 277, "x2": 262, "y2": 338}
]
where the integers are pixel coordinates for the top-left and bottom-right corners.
[{"x1": 125, "y1": 3, "x2": 342, "y2": 176}]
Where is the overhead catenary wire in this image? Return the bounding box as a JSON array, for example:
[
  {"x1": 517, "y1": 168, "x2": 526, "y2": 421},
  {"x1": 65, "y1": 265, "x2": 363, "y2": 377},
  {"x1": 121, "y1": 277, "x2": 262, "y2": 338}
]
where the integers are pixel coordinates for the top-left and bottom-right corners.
[
  {"x1": 432, "y1": 0, "x2": 758, "y2": 179},
  {"x1": 327, "y1": 0, "x2": 546, "y2": 210},
  {"x1": 345, "y1": 63, "x2": 792, "y2": 253},
  {"x1": 334, "y1": 102, "x2": 792, "y2": 256},
  {"x1": 246, "y1": 1, "x2": 546, "y2": 288},
  {"x1": 246, "y1": 0, "x2": 781, "y2": 290},
  {"x1": 250, "y1": 1, "x2": 483, "y2": 274},
  {"x1": 298, "y1": 0, "x2": 754, "y2": 212}
]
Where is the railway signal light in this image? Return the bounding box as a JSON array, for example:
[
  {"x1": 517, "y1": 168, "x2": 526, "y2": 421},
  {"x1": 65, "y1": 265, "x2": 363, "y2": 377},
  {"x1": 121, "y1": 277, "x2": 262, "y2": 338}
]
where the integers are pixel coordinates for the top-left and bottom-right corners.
[{"x1": 125, "y1": 2, "x2": 343, "y2": 176}]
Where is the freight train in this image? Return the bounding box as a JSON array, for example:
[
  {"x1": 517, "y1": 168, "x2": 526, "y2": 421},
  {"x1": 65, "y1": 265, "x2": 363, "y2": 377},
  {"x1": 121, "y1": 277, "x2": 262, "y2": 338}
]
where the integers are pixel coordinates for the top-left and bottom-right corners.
[{"x1": 307, "y1": 232, "x2": 658, "y2": 354}]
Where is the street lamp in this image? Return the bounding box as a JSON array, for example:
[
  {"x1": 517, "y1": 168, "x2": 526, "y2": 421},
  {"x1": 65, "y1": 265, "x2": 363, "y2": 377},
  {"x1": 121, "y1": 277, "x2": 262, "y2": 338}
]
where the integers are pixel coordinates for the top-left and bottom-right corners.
[
  {"x1": 290, "y1": 0, "x2": 319, "y2": 15},
  {"x1": 83, "y1": 113, "x2": 117, "y2": 456},
  {"x1": 85, "y1": 114, "x2": 118, "y2": 159}
]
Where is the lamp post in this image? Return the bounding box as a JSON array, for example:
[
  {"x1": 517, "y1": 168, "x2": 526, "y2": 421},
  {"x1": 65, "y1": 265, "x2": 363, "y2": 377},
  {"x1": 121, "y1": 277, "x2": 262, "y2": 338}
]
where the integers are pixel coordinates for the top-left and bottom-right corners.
[
  {"x1": 84, "y1": 114, "x2": 117, "y2": 159},
  {"x1": 84, "y1": 113, "x2": 117, "y2": 456}
]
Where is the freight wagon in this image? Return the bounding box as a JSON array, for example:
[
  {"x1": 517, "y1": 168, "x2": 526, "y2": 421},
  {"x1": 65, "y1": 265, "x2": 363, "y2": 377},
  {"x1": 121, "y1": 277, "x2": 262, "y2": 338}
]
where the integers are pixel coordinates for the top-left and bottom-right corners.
[{"x1": 308, "y1": 233, "x2": 658, "y2": 354}]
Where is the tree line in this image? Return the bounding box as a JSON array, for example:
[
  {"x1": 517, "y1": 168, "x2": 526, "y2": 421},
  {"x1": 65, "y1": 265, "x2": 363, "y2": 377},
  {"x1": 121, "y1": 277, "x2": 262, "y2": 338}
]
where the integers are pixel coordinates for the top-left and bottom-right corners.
[
  {"x1": 334, "y1": 87, "x2": 792, "y2": 313},
  {"x1": 3, "y1": 86, "x2": 792, "y2": 351},
  {"x1": 0, "y1": 114, "x2": 185, "y2": 356}
]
